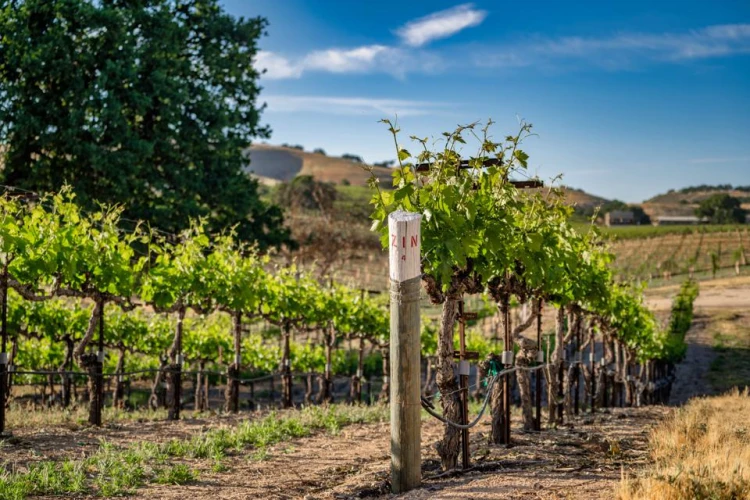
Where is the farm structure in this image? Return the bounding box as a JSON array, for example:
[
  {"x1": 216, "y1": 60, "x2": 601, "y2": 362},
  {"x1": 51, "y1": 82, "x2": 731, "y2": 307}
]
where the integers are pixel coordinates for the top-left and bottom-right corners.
[
  {"x1": 653, "y1": 215, "x2": 708, "y2": 225},
  {"x1": 605, "y1": 210, "x2": 635, "y2": 226}
]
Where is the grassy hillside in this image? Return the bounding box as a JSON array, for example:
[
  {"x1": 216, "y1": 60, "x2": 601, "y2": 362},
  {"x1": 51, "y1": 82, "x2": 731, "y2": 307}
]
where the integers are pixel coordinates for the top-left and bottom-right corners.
[
  {"x1": 643, "y1": 186, "x2": 750, "y2": 218},
  {"x1": 557, "y1": 186, "x2": 610, "y2": 207}
]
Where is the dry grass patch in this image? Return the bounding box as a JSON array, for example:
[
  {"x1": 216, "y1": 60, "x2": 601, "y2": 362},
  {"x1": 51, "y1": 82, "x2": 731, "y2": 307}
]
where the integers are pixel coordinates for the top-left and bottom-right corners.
[
  {"x1": 709, "y1": 311, "x2": 750, "y2": 392},
  {"x1": 619, "y1": 389, "x2": 750, "y2": 499}
]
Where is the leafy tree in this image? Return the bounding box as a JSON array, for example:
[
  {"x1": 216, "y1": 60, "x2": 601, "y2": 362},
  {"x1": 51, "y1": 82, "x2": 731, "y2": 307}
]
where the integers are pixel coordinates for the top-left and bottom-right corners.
[
  {"x1": 0, "y1": 0, "x2": 290, "y2": 249},
  {"x1": 313, "y1": 148, "x2": 327, "y2": 155},
  {"x1": 695, "y1": 194, "x2": 747, "y2": 224},
  {"x1": 274, "y1": 175, "x2": 337, "y2": 212},
  {"x1": 342, "y1": 153, "x2": 364, "y2": 163}
]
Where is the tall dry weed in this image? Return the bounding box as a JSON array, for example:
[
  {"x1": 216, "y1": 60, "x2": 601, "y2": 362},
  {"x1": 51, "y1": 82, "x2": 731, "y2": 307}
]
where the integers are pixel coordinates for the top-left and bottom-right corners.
[{"x1": 619, "y1": 388, "x2": 750, "y2": 499}]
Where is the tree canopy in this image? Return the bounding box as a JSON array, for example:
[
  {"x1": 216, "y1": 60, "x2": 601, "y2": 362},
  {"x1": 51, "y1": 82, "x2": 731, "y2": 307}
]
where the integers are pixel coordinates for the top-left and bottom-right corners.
[
  {"x1": 695, "y1": 194, "x2": 747, "y2": 224},
  {"x1": 0, "y1": 0, "x2": 290, "y2": 249}
]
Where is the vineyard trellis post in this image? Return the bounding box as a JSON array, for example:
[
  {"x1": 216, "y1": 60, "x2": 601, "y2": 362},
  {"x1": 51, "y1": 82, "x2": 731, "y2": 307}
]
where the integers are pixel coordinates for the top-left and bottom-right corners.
[
  {"x1": 282, "y1": 322, "x2": 292, "y2": 408},
  {"x1": 167, "y1": 307, "x2": 186, "y2": 420},
  {"x1": 590, "y1": 326, "x2": 596, "y2": 413},
  {"x1": 534, "y1": 301, "x2": 543, "y2": 431},
  {"x1": 93, "y1": 300, "x2": 104, "y2": 427},
  {"x1": 0, "y1": 265, "x2": 8, "y2": 435},
  {"x1": 456, "y1": 300, "x2": 477, "y2": 469},
  {"x1": 501, "y1": 293, "x2": 512, "y2": 445},
  {"x1": 388, "y1": 211, "x2": 421, "y2": 494}
]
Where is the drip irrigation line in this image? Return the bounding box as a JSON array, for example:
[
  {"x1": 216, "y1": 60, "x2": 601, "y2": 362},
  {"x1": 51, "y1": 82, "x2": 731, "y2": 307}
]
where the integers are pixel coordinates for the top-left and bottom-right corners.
[
  {"x1": 6, "y1": 368, "x2": 372, "y2": 386},
  {"x1": 422, "y1": 374, "x2": 498, "y2": 430},
  {"x1": 421, "y1": 363, "x2": 550, "y2": 430}
]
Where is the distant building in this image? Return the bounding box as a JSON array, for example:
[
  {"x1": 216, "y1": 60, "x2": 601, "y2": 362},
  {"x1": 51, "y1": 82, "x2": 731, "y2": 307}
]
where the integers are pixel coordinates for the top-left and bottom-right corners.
[
  {"x1": 652, "y1": 215, "x2": 708, "y2": 226},
  {"x1": 605, "y1": 210, "x2": 635, "y2": 226}
]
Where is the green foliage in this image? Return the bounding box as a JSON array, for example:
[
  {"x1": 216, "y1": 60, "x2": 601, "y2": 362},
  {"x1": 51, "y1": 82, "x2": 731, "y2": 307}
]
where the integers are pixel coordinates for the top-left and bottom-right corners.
[
  {"x1": 0, "y1": 0, "x2": 290, "y2": 248},
  {"x1": 696, "y1": 194, "x2": 748, "y2": 224},
  {"x1": 273, "y1": 175, "x2": 337, "y2": 212},
  {"x1": 368, "y1": 120, "x2": 539, "y2": 290},
  {"x1": 663, "y1": 279, "x2": 700, "y2": 362},
  {"x1": 154, "y1": 464, "x2": 198, "y2": 485}
]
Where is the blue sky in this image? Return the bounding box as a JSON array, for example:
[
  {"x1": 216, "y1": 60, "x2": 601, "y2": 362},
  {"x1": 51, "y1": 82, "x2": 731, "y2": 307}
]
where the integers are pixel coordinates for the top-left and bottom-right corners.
[{"x1": 222, "y1": 0, "x2": 750, "y2": 202}]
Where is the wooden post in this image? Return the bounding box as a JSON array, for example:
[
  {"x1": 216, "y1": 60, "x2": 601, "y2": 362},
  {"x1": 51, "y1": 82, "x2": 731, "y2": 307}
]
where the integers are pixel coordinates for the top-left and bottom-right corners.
[
  {"x1": 0, "y1": 266, "x2": 7, "y2": 435},
  {"x1": 282, "y1": 322, "x2": 292, "y2": 408},
  {"x1": 573, "y1": 320, "x2": 583, "y2": 415},
  {"x1": 502, "y1": 295, "x2": 512, "y2": 445},
  {"x1": 590, "y1": 328, "x2": 596, "y2": 413},
  {"x1": 534, "y1": 301, "x2": 542, "y2": 431},
  {"x1": 93, "y1": 301, "x2": 104, "y2": 426},
  {"x1": 458, "y1": 300, "x2": 470, "y2": 469},
  {"x1": 388, "y1": 211, "x2": 422, "y2": 494}
]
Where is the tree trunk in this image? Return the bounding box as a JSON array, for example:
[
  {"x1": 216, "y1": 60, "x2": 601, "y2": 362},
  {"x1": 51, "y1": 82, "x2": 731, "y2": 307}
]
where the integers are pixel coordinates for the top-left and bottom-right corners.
[
  {"x1": 81, "y1": 353, "x2": 101, "y2": 426},
  {"x1": 515, "y1": 340, "x2": 536, "y2": 431},
  {"x1": 472, "y1": 362, "x2": 485, "y2": 402},
  {"x1": 195, "y1": 360, "x2": 208, "y2": 412},
  {"x1": 112, "y1": 347, "x2": 126, "y2": 409},
  {"x1": 379, "y1": 347, "x2": 390, "y2": 403},
  {"x1": 321, "y1": 322, "x2": 335, "y2": 403},
  {"x1": 305, "y1": 373, "x2": 314, "y2": 405},
  {"x1": 281, "y1": 323, "x2": 292, "y2": 408},
  {"x1": 167, "y1": 307, "x2": 186, "y2": 420},
  {"x1": 149, "y1": 356, "x2": 168, "y2": 410},
  {"x1": 59, "y1": 335, "x2": 74, "y2": 408},
  {"x1": 435, "y1": 296, "x2": 461, "y2": 470},
  {"x1": 622, "y1": 345, "x2": 632, "y2": 406},
  {"x1": 487, "y1": 355, "x2": 505, "y2": 444},
  {"x1": 225, "y1": 311, "x2": 242, "y2": 413},
  {"x1": 546, "y1": 307, "x2": 565, "y2": 425}
]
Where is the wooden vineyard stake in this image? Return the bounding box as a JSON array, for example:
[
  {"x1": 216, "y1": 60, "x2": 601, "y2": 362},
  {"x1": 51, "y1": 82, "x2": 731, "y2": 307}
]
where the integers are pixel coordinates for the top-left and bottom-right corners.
[
  {"x1": 590, "y1": 326, "x2": 596, "y2": 413},
  {"x1": 0, "y1": 267, "x2": 7, "y2": 436},
  {"x1": 456, "y1": 301, "x2": 478, "y2": 468},
  {"x1": 502, "y1": 294, "x2": 512, "y2": 445},
  {"x1": 282, "y1": 322, "x2": 292, "y2": 408},
  {"x1": 388, "y1": 211, "x2": 421, "y2": 494},
  {"x1": 535, "y1": 301, "x2": 543, "y2": 431}
]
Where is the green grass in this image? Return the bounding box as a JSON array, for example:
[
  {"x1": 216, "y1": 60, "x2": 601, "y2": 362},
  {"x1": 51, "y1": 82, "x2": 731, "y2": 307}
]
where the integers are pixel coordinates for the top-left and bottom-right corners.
[
  {"x1": 5, "y1": 405, "x2": 169, "y2": 429},
  {"x1": 572, "y1": 222, "x2": 746, "y2": 241},
  {"x1": 708, "y1": 313, "x2": 750, "y2": 393},
  {"x1": 0, "y1": 404, "x2": 388, "y2": 500}
]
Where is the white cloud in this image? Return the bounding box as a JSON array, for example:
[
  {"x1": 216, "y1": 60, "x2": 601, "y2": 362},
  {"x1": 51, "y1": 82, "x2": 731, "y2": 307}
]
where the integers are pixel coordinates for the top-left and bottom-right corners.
[
  {"x1": 396, "y1": 3, "x2": 487, "y2": 47},
  {"x1": 255, "y1": 45, "x2": 442, "y2": 80},
  {"x1": 254, "y1": 51, "x2": 303, "y2": 79},
  {"x1": 256, "y1": 23, "x2": 750, "y2": 80},
  {"x1": 262, "y1": 95, "x2": 450, "y2": 117},
  {"x1": 478, "y1": 23, "x2": 750, "y2": 69},
  {"x1": 303, "y1": 45, "x2": 390, "y2": 73}
]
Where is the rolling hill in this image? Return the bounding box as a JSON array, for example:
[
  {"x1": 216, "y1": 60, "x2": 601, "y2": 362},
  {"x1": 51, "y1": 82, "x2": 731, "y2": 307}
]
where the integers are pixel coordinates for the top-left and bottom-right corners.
[
  {"x1": 643, "y1": 186, "x2": 750, "y2": 217},
  {"x1": 243, "y1": 144, "x2": 393, "y2": 187}
]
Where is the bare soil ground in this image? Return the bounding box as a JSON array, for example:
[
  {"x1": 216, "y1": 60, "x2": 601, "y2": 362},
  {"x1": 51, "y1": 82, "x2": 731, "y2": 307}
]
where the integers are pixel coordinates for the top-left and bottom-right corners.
[
  {"x1": 3, "y1": 405, "x2": 667, "y2": 500},
  {"x1": 669, "y1": 313, "x2": 717, "y2": 406},
  {"x1": 4, "y1": 278, "x2": 748, "y2": 499}
]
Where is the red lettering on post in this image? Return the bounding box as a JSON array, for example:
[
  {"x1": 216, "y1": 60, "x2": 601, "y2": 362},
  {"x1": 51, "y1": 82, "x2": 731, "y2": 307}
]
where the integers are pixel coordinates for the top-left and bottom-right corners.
[
  {"x1": 402, "y1": 236, "x2": 406, "y2": 248},
  {"x1": 410, "y1": 235, "x2": 418, "y2": 248},
  {"x1": 391, "y1": 234, "x2": 397, "y2": 247}
]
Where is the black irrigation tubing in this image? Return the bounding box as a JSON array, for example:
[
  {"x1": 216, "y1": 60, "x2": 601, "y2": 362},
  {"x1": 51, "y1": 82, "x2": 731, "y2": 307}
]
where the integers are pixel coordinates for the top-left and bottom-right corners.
[
  {"x1": 11, "y1": 370, "x2": 91, "y2": 377},
  {"x1": 7, "y1": 368, "x2": 376, "y2": 386},
  {"x1": 422, "y1": 363, "x2": 550, "y2": 430}
]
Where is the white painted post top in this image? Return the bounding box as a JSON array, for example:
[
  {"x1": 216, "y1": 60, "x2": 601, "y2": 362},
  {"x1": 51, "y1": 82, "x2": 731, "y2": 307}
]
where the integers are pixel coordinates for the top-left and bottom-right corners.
[{"x1": 388, "y1": 211, "x2": 422, "y2": 282}]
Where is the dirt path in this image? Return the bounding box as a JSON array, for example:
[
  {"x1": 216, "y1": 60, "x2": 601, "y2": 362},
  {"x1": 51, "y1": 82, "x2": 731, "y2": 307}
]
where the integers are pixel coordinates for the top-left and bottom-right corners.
[
  {"x1": 668, "y1": 313, "x2": 718, "y2": 406},
  {"x1": 127, "y1": 407, "x2": 665, "y2": 500},
  {"x1": 645, "y1": 275, "x2": 750, "y2": 311}
]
